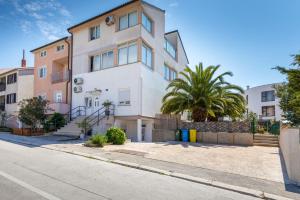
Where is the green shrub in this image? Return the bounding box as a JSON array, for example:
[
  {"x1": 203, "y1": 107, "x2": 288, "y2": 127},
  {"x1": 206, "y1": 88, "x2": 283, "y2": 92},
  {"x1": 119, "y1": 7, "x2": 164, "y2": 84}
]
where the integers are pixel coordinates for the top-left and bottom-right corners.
[
  {"x1": 257, "y1": 127, "x2": 265, "y2": 134},
  {"x1": 85, "y1": 134, "x2": 107, "y2": 147},
  {"x1": 106, "y1": 127, "x2": 126, "y2": 145},
  {"x1": 44, "y1": 112, "x2": 66, "y2": 132}
]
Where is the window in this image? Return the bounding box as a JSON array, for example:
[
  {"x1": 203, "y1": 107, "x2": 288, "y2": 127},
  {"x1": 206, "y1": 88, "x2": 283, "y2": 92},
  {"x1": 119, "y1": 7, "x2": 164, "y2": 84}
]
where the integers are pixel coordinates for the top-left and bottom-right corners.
[
  {"x1": 261, "y1": 90, "x2": 275, "y2": 102},
  {"x1": 84, "y1": 97, "x2": 92, "y2": 108},
  {"x1": 90, "y1": 25, "x2": 100, "y2": 40},
  {"x1": 40, "y1": 50, "x2": 47, "y2": 57},
  {"x1": 54, "y1": 92, "x2": 62, "y2": 103},
  {"x1": 90, "y1": 55, "x2": 101, "y2": 72},
  {"x1": 102, "y1": 51, "x2": 114, "y2": 69},
  {"x1": 38, "y1": 93, "x2": 47, "y2": 100},
  {"x1": 164, "y1": 39, "x2": 176, "y2": 59},
  {"x1": 90, "y1": 50, "x2": 114, "y2": 72},
  {"x1": 7, "y1": 73, "x2": 17, "y2": 84},
  {"x1": 94, "y1": 97, "x2": 100, "y2": 108},
  {"x1": 118, "y1": 42, "x2": 137, "y2": 65},
  {"x1": 118, "y1": 88, "x2": 130, "y2": 105},
  {"x1": 38, "y1": 66, "x2": 47, "y2": 78},
  {"x1": 119, "y1": 11, "x2": 137, "y2": 30},
  {"x1": 6, "y1": 93, "x2": 16, "y2": 104},
  {"x1": 142, "y1": 43, "x2": 153, "y2": 68},
  {"x1": 164, "y1": 64, "x2": 177, "y2": 81},
  {"x1": 142, "y1": 12, "x2": 152, "y2": 33},
  {"x1": 262, "y1": 106, "x2": 275, "y2": 117},
  {"x1": 56, "y1": 44, "x2": 64, "y2": 52}
]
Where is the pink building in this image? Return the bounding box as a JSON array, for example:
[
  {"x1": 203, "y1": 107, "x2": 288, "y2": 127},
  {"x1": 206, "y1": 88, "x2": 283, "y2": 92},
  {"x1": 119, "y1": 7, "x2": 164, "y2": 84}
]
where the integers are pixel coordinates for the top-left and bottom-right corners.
[{"x1": 31, "y1": 37, "x2": 71, "y2": 114}]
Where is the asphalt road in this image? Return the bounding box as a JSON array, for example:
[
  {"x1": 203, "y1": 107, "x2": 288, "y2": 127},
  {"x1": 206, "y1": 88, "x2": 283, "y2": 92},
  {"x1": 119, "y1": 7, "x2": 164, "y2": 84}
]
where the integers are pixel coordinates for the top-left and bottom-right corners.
[{"x1": 0, "y1": 140, "x2": 260, "y2": 200}]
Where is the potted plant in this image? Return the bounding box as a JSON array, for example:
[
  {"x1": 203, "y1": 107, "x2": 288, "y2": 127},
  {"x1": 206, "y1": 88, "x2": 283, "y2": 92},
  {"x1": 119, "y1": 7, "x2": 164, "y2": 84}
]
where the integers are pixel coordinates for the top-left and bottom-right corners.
[{"x1": 102, "y1": 100, "x2": 112, "y2": 116}]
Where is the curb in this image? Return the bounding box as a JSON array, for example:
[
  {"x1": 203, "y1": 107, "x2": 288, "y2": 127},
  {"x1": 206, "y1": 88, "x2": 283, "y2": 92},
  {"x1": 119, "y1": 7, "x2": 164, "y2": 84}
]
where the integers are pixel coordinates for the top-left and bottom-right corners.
[{"x1": 0, "y1": 137, "x2": 294, "y2": 200}]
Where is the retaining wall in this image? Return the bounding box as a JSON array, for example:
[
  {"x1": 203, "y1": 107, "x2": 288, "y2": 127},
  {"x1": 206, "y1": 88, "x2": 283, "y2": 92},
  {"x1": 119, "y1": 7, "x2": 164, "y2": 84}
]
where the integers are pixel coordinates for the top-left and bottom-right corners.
[{"x1": 280, "y1": 127, "x2": 300, "y2": 185}]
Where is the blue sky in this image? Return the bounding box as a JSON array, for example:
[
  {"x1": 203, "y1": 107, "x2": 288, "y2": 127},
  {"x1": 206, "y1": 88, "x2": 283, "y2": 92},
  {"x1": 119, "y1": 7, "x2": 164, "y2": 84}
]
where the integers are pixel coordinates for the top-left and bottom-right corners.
[{"x1": 0, "y1": 0, "x2": 299, "y2": 88}]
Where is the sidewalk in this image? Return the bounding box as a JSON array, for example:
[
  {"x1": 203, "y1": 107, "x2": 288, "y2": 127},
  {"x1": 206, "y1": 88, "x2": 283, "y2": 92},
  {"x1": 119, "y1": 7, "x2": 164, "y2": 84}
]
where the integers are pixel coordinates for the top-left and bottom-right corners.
[{"x1": 0, "y1": 133, "x2": 299, "y2": 200}]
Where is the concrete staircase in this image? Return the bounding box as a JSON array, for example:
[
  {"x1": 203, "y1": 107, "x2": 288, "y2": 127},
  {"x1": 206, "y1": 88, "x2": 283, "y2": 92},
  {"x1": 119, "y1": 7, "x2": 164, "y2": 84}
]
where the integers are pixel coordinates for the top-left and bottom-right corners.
[
  {"x1": 53, "y1": 116, "x2": 86, "y2": 137},
  {"x1": 253, "y1": 134, "x2": 279, "y2": 147}
]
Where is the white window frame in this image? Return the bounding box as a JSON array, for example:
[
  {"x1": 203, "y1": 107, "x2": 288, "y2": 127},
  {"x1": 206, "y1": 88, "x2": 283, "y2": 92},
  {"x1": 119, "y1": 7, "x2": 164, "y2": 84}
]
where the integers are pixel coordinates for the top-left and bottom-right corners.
[
  {"x1": 119, "y1": 11, "x2": 138, "y2": 31},
  {"x1": 164, "y1": 38, "x2": 176, "y2": 59},
  {"x1": 54, "y1": 91, "x2": 63, "y2": 103},
  {"x1": 40, "y1": 50, "x2": 47, "y2": 57},
  {"x1": 38, "y1": 66, "x2": 47, "y2": 79},
  {"x1": 90, "y1": 50, "x2": 114, "y2": 72},
  {"x1": 90, "y1": 25, "x2": 100, "y2": 41},
  {"x1": 118, "y1": 42, "x2": 137, "y2": 65},
  {"x1": 142, "y1": 43, "x2": 153, "y2": 69},
  {"x1": 164, "y1": 64, "x2": 177, "y2": 81},
  {"x1": 142, "y1": 12, "x2": 152, "y2": 33},
  {"x1": 118, "y1": 88, "x2": 130, "y2": 106}
]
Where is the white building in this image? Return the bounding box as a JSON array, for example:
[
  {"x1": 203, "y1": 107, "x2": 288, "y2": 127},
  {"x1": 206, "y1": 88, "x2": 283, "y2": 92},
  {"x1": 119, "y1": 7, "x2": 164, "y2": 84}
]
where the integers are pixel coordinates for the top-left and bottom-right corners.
[
  {"x1": 0, "y1": 67, "x2": 34, "y2": 128},
  {"x1": 67, "y1": 0, "x2": 188, "y2": 142},
  {"x1": 245, "y1": 83, "x2": 283, "y2": 121}
]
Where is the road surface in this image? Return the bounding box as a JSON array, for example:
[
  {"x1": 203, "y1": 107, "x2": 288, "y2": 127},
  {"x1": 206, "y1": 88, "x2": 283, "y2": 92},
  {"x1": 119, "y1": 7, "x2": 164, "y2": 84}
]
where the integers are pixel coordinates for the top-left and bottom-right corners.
[{"x1": 0, "y1": 139, "x2": 259, "y2": 200}]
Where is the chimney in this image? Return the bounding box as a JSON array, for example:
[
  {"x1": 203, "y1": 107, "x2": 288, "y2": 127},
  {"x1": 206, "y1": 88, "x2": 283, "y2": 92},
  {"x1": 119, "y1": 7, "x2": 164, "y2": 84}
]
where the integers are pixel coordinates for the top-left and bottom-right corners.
[
  {"x1": 21, "y1": 49, "x2": 26, "y2": 68},
  {"x1": 246, "y1": 85, "x2": 250, "y2": 90}
]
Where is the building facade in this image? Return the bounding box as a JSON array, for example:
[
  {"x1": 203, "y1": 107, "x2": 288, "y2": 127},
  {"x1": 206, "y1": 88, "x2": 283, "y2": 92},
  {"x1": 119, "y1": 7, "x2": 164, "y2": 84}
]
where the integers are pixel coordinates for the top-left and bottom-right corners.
[
  {"x1": 245, "y1": 83, "x2": 283, "y2": 121},
  {"x1": 31, "y1": 37, "x2": 71, "y2": 114},
  {"x1": 68, "y1": 0, "x2": 188, "y2": 141},
  {"x1": 0, "y1": 67, "x2": 34, "y2": 128}
]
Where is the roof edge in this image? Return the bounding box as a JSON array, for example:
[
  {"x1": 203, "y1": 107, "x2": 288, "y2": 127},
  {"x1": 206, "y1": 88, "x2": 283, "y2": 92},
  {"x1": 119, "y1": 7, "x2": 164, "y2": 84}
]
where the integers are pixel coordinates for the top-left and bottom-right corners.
[
  {"x1": 165, "y1": 30, "x2": 189, "y2": 64},
  {"x1": 30, "y1": 36, "x2": 69, "y2": 53}
]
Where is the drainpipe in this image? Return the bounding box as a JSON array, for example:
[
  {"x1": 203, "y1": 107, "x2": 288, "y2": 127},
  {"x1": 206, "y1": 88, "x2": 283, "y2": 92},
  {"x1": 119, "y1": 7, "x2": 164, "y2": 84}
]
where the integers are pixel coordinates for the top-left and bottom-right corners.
[
  {"x1": 67, "y1": 31, "x2": 73, "y2": 115},
  {"x1": 65, "y1": 38, "x2": 70, "y2": 107}
]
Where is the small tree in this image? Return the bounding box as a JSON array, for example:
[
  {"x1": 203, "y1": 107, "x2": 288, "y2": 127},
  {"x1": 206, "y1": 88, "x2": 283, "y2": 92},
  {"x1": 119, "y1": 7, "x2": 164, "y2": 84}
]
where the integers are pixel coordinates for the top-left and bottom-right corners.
[{"x1": 18, "y1": 97, "x2": 50, "y2": 133}]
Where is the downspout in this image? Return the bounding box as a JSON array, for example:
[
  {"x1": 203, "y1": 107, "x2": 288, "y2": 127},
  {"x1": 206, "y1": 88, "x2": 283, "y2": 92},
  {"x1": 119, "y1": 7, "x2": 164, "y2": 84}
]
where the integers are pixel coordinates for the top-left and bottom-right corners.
[
  {"x1": 66, "y1": 31, "x2": 73, "y2": 114},
  {"x1": 65, "y1": 38, "x2": 70, "y2": 107}
]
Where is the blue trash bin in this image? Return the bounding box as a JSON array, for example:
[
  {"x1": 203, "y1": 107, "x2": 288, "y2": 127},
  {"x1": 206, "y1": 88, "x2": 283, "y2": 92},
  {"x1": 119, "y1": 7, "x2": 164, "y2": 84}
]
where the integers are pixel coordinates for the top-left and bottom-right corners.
[{"x1": 181, "y1": 129, "x2": 189, "y2": 142}]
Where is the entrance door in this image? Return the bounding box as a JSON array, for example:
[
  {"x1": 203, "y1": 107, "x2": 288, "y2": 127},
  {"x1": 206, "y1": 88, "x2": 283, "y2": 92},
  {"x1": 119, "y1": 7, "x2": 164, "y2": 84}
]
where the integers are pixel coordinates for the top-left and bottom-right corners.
[{"x1": 85, "y1": 96, "x2": 101, "y2": 116}]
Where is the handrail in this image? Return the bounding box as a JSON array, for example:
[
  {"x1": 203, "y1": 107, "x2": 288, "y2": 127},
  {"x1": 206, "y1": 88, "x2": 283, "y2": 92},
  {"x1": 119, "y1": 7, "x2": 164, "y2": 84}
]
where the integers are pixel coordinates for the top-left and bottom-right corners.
[
  {"x1": 64, "y1": 106, "x2": 86, "y2": 123},
  {"x1": 82, "y1": 105, "x2": 115, "y2": 134}
]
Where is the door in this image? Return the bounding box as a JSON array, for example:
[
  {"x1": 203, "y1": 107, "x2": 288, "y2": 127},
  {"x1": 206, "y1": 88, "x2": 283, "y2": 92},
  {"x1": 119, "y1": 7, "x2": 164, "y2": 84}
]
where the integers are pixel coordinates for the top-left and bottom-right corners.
[{"x1": 85, "y1": 96, "x2": 100, "y2": 116}]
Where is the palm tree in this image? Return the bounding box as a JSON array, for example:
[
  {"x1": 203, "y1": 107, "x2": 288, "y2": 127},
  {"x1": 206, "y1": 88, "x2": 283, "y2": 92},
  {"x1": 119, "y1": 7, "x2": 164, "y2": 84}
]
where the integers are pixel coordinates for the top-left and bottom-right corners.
[{"x1": 161, "y1": 63, "x2": 246, "y2": 122}]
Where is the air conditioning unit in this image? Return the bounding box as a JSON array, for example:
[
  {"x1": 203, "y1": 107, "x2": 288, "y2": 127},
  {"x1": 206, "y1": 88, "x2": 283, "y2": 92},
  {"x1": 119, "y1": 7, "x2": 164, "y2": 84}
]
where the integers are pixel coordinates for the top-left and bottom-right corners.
[
  {"x1": 74, "y1": 77, "x2": 83, "y2": 85},
  {"x1": 73, "y1": 86, "x2": 82, "y2": 93},
  {"x1": 105, "y1": 16, "x2": 115, "y2": 26}
]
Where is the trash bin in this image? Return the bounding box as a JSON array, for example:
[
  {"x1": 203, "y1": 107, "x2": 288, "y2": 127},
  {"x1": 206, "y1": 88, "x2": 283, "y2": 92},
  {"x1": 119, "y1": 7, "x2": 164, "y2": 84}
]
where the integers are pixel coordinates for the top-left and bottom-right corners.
[
  {"x1": 181, "y1": 129, "x2": 189, "y2": 142},
  {"x1": 175, "y1": 129, "x2": 181, "y2": 141},
  {"x1": 189, "y1": 129, "x2": 196, "y2": 143}
]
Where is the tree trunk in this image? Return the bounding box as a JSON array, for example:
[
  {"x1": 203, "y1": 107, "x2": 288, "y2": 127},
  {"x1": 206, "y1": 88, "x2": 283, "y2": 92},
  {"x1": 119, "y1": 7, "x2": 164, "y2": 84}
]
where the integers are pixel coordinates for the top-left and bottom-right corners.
[{"x1": 192, "y1": 108, "x2": 207, "y2": 122}]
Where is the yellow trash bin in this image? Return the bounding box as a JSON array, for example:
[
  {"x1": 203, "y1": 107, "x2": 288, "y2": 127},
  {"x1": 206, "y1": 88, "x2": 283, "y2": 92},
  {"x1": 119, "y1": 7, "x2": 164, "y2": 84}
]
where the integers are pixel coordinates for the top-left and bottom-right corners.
[{"x1": 189, "y1": 129, "x2": 197, "y2": 143}]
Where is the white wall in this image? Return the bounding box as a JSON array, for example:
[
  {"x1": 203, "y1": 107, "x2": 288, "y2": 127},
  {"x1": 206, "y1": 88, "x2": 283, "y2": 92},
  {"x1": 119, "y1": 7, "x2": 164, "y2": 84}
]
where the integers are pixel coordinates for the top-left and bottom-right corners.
[
  {"x1": 72, "y1": 63, "x2": 141, "y2": 117},
  {"x1": 280, "y1": 127, "x2": 300, "y2": 185},
  {"x1": 245, "y1": 83, "x2": 282, "y2": 120}
]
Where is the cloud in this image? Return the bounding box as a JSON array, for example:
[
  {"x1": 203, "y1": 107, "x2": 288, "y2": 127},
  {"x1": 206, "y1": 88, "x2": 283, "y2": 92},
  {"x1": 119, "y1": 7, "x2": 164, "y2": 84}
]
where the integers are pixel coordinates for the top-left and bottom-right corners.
[
  {"x1": 10, "y1": 0, "x2": 72, "y2": 40},
  {"x1": 169, "y1": 2, "x2": 179, "y2": 7},
  {"x1": 20, "y1": 20, "x2": 32, "y2": 33}
]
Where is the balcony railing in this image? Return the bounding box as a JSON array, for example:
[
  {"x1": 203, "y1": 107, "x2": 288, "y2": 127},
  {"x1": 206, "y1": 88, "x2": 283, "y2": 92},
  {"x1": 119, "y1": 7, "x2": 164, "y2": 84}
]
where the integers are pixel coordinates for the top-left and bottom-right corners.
[{"x1": 51, "y1": 70, "x2": 69, "y2": 84}]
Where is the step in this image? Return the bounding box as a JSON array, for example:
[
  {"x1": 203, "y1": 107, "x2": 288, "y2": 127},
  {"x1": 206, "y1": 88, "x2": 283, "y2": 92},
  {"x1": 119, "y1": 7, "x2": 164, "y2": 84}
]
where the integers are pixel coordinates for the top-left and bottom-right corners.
[
  {"x1": 53, "y1": 131, "x2": 81, "y2": 137},
  {"x1": 253, "y1": 140, "x2": 279, "y2": 144},
  {"x1": 254, "y1": 134, "x2": 278, "y2": 138},
  {"x1": 253, "y1": 143, "x2": 279, "y2": 147},
  {"x1": 253, "y1": 138, "x2": 279, "y2": 141}
]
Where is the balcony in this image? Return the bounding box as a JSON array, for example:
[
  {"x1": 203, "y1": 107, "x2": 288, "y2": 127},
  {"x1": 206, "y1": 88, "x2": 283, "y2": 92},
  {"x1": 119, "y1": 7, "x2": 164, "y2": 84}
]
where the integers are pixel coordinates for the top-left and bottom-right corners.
[
  {"x1": 48, "y1": 103, "x2": 69, "y2": 114},
  {"x1": 51, "y1": 70, "x2": 69, "y2": 84}
]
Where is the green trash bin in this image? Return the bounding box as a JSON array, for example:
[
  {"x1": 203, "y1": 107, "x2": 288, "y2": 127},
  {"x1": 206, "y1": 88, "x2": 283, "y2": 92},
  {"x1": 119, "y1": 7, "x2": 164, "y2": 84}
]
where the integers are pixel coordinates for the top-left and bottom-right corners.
[{"x1": 175, "y1": 129, "x2": 181, "y2": 141}]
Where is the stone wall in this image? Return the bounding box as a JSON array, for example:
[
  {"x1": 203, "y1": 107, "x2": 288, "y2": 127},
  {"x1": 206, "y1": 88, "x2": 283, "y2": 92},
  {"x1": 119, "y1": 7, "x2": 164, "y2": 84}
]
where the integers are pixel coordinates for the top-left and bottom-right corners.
[{"x1": 180, "y1": 121, "x2": 250, "y2": 133}]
